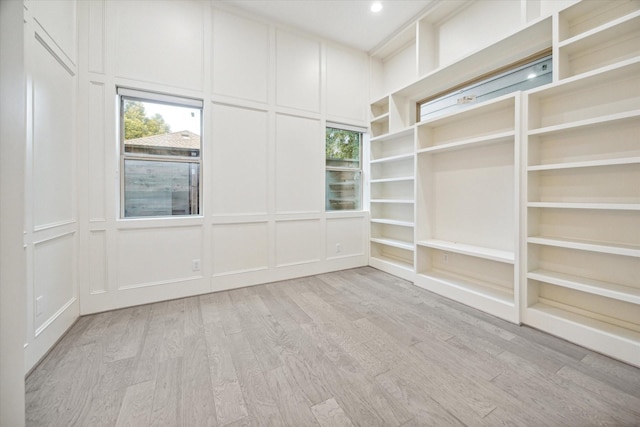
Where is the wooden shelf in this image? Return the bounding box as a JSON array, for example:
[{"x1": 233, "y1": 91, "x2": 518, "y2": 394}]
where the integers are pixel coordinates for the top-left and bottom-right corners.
[
  {"x1": 416, "y1": 239, "x2": 514, "y2": 264},
  {"x1": 370, "y1": 218, "x2": 414, "y2": 227},
  {"x1": 370, "y1": 95, "x2": 389, "y2": 112},
  {"x1": 524, "y1": 303, "x2": 640, "y2": 367},
  {"x1": 394, "y1": 17, "x2": 552, "y2": 102},
  {"x1": 527, "y1": 56, "x2": 640, "y2": 105},
  {"x1": 528, "y1": 236, "x2": 640, "y2": 258},
  {"x1": 369, "y1": 256, "x2": 415, "y2": 282},
  {"x1": 370, "y1": 199, "x2": 414, "y2": 204},
  {"x1": 558, "y1": 0, "x2": 640, "y2": 42},
  {"x1": 528, "y1": 269, "x2": 640, "y2": 305},
  {"x1": 527, "y1": 202, "x2": 640, "y2": 211},
  {"x1": 370, "y1": 153, "x2": 413, "y2": 164},
  {"x1": 418, "y1": 93, "x2": 516, "y2": 125},
  {"x1": 370, "y1": 126, "x2": 414, "y2": 143},
  {"x1": 417, "y1": 269, "x2": 513, "y2": 304},
  {"x1": 417, "y1": 131, "x2": 514, "y2": 155},
  {"x1": 414, "y1": 269, "x2": 517, "y2": 323},
  {"x1": 370, "y1": 255, "x2": 413, "y2": 270},
  {"x1": 527, "y1": 109, "x2": 640, "y2": 136},
  {"x1": 559, "y1": 11, "x2": 640, "y2": 55},
  {"x1": 528, "y1": 156, "x2": 640, "y2": 171},
  {"x1": 370, "y1": 176, "x2": 414, "y2": 184},
  {"x1": 370, "y1": 112, "x2": 390, "y2": 124},
  {"x1": 370, "y1": 237, "x2": 414, "y2": 251}
]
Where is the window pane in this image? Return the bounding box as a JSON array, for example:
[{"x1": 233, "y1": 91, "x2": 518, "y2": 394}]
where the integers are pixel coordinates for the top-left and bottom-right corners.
[
  {"x1": 326, "y1": 127, "x2": 360, "y2": 169},
  {"x1": 123, "y1": 99, "x2": 201, "y2": 157},
  {"x1": 124, "y1": 159, "x2": 199, "y2": 217},
  {"x1": 326, "y1": 170, "x2": 361, "y2": 211}
]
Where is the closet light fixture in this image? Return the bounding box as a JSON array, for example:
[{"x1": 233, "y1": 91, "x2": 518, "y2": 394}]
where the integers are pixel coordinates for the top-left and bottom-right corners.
[{"x1": 371, "y1": 2, "x2": 383, "y2": 13}]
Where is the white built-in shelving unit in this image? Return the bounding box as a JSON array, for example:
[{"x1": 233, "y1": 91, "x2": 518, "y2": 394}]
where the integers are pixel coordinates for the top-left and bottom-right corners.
[
  {"x1": 524, "y1": 56, "x2": 640, "y2": 367},
  {"x1": 415, "y1": 93, "x2": 520, "y2": 323},
  {"x1": 368, "y1": 0, "x2": 640, "y2": 366},
  {"x1": 368, "y1": 117, "x2": 416, "y2": 281}
]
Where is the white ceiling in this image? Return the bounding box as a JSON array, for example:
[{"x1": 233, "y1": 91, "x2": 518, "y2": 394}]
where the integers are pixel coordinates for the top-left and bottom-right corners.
[{"x1": 219, "y1": 0, "x2": 436, "y2": 52}]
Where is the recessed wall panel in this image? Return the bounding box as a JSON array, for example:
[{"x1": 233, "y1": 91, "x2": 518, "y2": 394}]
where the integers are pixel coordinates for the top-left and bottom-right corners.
[
  {"x1": 30, "y1": 0, "x2": 77, "y2": 64},
  {"x1": 275, "y1": 114, "x2": 322, "y2": 213},
  {"x1": 88, "y1": 81, "x2": 105, "y2": 221},
  {"x1": 113, "y1": 0, "x2": 204, "y2": 90},
  {"x1": 212, "y1": 222, "x2": 269, "y2": 275},
  {"x1": 89, "y1": 231, "x2": 107, "y2": 294},
  {"x1": 276, "y1": 29, "x2": 320, "y2": 112},
  {"x1": 33, "y1": 37, "x2": 75, "y2": 228},
  {"x1": 276, "y1": 219, "x2": 321, "y2": 267},
  {"x1": 211, "y1": 104, "x2": 268, "y2": 215},
  {"x1": 326, "y1": 45, "x2": 367, "y2": 122},
  {"x1": 116, "y1": 226, "x2": 203, "y2": 289},
  {"x1": 88, "y1": 0, "x2": 105, "y2": 73},
  {"x1": 326, "y1": 217, "x2": 365, "y2": 259},
  {"x1": 212, "y1": 10, "x2": 269, "y2": 103},
  {"x1": 33, "y1": 233, "x2": 75, "y2": 331}
]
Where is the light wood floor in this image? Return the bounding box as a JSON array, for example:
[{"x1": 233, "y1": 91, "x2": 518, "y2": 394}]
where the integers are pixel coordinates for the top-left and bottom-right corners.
[{"x1": 26, "y1": 267, "x2": 640, "y2": 426}]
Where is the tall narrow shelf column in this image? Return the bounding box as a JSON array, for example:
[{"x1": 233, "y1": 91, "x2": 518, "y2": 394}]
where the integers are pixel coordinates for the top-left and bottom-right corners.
[
  {"x1": 369, "y1": 127, "x2": 416, "y2": 281},
  {"x1": 524, "y1": 59, "x2": 640, "y2": 367},
  {"x1": 415, "y1": 93, "x2": 520, "y2": 323}
]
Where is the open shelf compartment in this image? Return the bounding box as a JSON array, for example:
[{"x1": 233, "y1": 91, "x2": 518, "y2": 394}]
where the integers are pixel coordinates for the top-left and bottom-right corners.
[
  {"x1": 415, "y1": 245, "x2": 517, "y2": 323},
  {"x1": 558, "y1": 11, "x2": 640, "y2": 79},
  {"x1": 417, "y1": 94, "x2": 516, "y2": 151}
]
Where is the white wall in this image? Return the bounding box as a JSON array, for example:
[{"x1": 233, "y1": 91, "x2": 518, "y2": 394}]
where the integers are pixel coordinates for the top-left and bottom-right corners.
[
  {"x1": 0, "y1": 1, "x2": 27, "y2": 423},
  {"x1": 23, "y1": 0, "x2": 80, "y2": 373},
  {"x1": 74, "y1": 1, "x2": 370, "y2": 325}
]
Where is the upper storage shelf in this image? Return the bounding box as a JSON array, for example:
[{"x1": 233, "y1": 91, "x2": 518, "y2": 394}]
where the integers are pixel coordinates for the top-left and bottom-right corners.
[
  {"x1": 557, "y1": 0, "x2": 640, "y2": 79},
  {"x1": 557, "y1": 0, "x2": 640, "y2": 42},
  {"x1": 526, "y1": 58, "x2": 640, "y2": 132},
  {"x1": 416, "y1": 94, "x2": 516, "y2": 152},
  {"x1": 394, "y1": 16, "x2": 552, "y2": 104}
]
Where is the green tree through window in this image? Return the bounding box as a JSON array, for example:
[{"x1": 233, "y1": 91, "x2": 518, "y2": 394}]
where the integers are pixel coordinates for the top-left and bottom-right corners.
[
  {"x1": 326, "y1": 127, "x2": 360, "y2": 164},
  {"x1": 123, "y1": 101, "x2": 171, "y2": 140}
]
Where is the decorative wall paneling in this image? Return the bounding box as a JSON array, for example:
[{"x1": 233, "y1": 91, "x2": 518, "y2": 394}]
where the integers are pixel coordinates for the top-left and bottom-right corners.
[
  {"x1": 23, "y1": 1, "x2": 80, "y2": 372},
  {"x1": 72, "y1": 0, "x2": 369, "y2": 347}
]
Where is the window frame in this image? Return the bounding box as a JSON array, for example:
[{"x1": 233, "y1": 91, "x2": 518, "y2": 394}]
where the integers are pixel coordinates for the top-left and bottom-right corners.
[
  {"x1": 118, "y1": 87, "x2": 204, "y2": 219},
  {"x1": 325, "y1": 123, "x2": 365, "y2": 211}
]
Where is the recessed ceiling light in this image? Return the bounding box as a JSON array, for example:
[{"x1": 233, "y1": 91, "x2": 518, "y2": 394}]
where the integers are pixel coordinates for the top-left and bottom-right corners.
[
  {"x1": 371, "y1": 2, "x2": 383, "y2": 13},
  {"x1": 527, "y1": 73, "x2": 537, "y2": 79}
]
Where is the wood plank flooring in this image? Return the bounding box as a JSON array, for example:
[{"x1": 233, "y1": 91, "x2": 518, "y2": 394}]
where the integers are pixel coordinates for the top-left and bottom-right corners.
[{"x1": 25, "y1": 267, "x2": 640, "y2": 426}]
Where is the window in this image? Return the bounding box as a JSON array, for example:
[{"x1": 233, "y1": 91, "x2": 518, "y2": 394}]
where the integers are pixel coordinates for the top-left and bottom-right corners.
[
  {"x1": 418, "y1": 52, "x2": 552, "y2": 121},
  {"x1": 119, "y1": 88, "x2": 203, "y2": 218},
  {"x1": 325, "y1": 124, "x2": 363, "y2": 211}
]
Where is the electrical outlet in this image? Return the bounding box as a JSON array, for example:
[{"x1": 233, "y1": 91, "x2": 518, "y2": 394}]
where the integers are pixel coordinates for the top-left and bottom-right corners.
[
  {"x1": 443, "y1": 252, "x2": 449, "y2": 262},
  {"x1": 336, "y1": 243, "x2": 342, "y2": 253},
  {"x1": 192, "y1": 259, "x2": 201, "y2": 271},
  {"x1": 36, "y1": 296, "x2": 43, "y2": 317}
]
